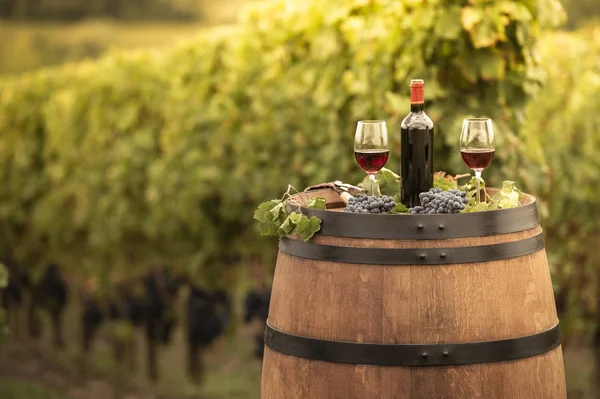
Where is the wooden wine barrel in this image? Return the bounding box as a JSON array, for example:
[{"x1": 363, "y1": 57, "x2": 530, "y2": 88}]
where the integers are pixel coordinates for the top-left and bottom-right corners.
[{"x1": 261, "y1": 188, "x2": 566, "y2": 399}]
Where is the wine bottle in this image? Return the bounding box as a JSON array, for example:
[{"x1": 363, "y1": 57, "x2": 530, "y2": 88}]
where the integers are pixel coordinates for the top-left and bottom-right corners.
[{"x1": 400, "y1": 79, "x2": 434, "y2": 208}]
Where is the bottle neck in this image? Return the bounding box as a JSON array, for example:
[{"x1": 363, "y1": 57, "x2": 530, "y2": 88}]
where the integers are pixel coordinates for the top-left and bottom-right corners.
[
  {"x1": 411, "y1": 103, "x2": 424, "y2": 113},
  {"x1": 410, "y1": 84, "x2": 424, "y2": 113}
]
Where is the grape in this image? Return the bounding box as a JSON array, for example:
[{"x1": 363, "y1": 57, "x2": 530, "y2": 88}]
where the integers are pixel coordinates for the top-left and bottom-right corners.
[
  {"x1": 188, "y1": 286, "x2": 232, "y2": 347},
  {"x1": 344, "y1": 195, "x2": 396, "y2": 214},
  {"x1": 406, "y1": 188, "x2": 469, "y2": 215},
  {"x1": 81, "y1": 295, "x2": 105, "y2": 350}
]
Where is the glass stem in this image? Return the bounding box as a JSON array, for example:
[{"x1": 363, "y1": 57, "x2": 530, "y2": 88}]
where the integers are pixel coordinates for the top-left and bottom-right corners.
[
  {"x1": 369, "y1": 173, "x2": 376, "y2": 196},
  {"x1": 475, "y1": 170, "x2": 482, "y2": 204}
]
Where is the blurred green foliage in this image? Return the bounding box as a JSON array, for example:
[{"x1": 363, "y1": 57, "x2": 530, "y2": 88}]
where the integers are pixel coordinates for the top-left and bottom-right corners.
[
  {"x1": 562, "y1": 0, "x2": 600, "y2": 29},
  {"x1": 0, "y1": 21, "x2": 201, "y2": 76},
  {"x1": 0, "y1": 0, "x2": 566, "y2": 289},
  {"x1": 521, "y1": 25, "x2": 600, "y2": 337}
]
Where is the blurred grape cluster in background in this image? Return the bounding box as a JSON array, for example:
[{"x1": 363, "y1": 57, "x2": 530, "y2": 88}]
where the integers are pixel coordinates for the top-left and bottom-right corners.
[{"x1": 0, "y1": 1, "x2": 599, "y2": 398}]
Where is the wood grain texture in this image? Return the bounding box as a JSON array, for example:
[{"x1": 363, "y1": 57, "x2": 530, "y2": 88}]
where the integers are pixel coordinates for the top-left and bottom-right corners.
[
  {"x1": 262, "y1": 193, "x2": 566, "y2": 399},
  {"x1": 263, "y1": 347, "x2": 565, "y2": 399}
]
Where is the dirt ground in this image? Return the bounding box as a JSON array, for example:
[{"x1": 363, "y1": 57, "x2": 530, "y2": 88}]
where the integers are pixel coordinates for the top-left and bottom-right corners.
[
  {"x1": 0, "y1": 303, "x2": 263, "y2": 399},
  {"x1": 0, "y1": 341, "x2": 168, "y2": 399}
]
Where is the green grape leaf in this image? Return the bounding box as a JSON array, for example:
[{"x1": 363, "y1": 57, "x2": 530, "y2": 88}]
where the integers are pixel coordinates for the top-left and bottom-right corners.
[
  {"x1": 307, "y1": 197, "x2": 326, "y2": 210},
  {"x1": 358, "y1": 168, "x2": 401, "y2": 197},
  {"x1": 460, "y1": 176, "x2": 489, "y2": 212},
  {"x1": 278, "y1": 211, "x2": 300, "y2": 237},
  {"x1": 254, "y1": 199, "x2": 283, "y2": 236},
  {"x1": 391, "y1": 202, "x2": 409, "y2": 214},
  {"x1": 463, "y1": 201, "x2": 491, "y2": 213},
  {"x1": 433, "y1": 171, "x2": 458, "y2": 191},
  {"x1": 295, "y1": 215, "x2": 322, "y2": 241},
  {"x1": 460, "y1": 176, "x2": 486, "y2": 204},
  {"x1": 461, "y1": 179, "x2": 523, "y2": 213},
  {"x1": 289, "y1": 211, "x2": 303, "y2": 224},
  {"x1": 490, "y1": 180, "x2": 523, "y2": 209},
  {"x1": 254, "y1": 199, "x2": 281, "y2": 222},
  {"x1": 269, "y1": 202, "x2": 287, "y2": 225}
]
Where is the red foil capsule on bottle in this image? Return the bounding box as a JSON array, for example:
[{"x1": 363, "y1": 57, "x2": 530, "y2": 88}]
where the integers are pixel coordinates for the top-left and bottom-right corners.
[{"x1": 410, "y1": 79, "x2": 424, "y2": 104}]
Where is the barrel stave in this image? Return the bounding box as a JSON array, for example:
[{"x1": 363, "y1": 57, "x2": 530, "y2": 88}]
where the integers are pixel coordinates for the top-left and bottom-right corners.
[{"x1": 262, "y1": 189, "x2": 566, "y2": 399}]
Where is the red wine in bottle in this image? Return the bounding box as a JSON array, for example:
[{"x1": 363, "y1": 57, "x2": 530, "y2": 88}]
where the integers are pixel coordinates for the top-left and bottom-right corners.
[
  {"x1": 355, "y1": 150, "x2": 389, "y2": 173},
  {"x1": 401, "y1": 79, "x2": 434, "y2": 208},
  {"x1": 461, "y1": 149, "x2": 495, "y2": 170}
]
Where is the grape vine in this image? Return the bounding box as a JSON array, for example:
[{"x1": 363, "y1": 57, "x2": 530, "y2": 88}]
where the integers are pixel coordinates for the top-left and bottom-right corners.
[{"x1": 254, "y1": 185, "x2": 323, "y2": 241}]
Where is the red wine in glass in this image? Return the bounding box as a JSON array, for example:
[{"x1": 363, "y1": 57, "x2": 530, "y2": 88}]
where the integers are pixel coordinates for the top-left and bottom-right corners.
[
  {"x1": 460, "y1": 118, "x2": 495, "y2": 204},
  {"x1": 355, "y1": 150, "x2": 389, "y2": 173},
  {"x1": 461, "y1": 149, "x2": 495, "y2": 170}
]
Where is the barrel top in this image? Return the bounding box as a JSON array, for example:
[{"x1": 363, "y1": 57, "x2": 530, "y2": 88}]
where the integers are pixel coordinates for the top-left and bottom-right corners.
[{"x1": 288, "y1": 188, "x2": 539, "y2": 240}]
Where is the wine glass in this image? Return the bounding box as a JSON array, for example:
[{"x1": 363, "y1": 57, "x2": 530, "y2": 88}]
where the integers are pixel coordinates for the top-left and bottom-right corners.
[
  {"x1": 460, "y1": 118, "x2": 495, "y2": 204},
  {"x1": 354, "y1": 120, "x2": 389, "y2": 197}
]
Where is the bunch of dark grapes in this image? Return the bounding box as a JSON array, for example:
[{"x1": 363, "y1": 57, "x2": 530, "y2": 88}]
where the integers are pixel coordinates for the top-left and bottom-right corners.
[
  {"x1": 344, "y1": 194, "x2": 396, "y2": 214},
  {"x1": 408, "y1": 188, "x2": 469, "y2": 214}
]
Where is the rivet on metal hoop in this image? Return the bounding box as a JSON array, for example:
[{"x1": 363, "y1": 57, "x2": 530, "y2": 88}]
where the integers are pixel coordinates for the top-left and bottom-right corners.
[
  {"x1": 422, "y1": 352, "x2": 428, "y2": 359},
  {"x1": 440, "y1": 253, "x2": 447, "y2": 259},
  {"x1": 443, "y1": 351, "x2": 449, "y2": 358},
  {"x1": 417, "y1": 224, "x2": 424, "y2": 230},
  {"x1": 419, "y1": 253, "x2": 427, "y2": 260},
  {"x1": 439, "y1": 224, "x2": 445, "y2": 230}
]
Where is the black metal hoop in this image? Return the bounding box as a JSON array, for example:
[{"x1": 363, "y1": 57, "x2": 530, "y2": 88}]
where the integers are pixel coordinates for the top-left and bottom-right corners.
[
  {"x1": 279, "y1": 233, "x2": 544, "y2": 265},
  {"x1": 287, "y1": 200, "x2": 539, "y2": 240},
  {"x1": 265, "y1": 323, "x2": 561, "y2": 367}
]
